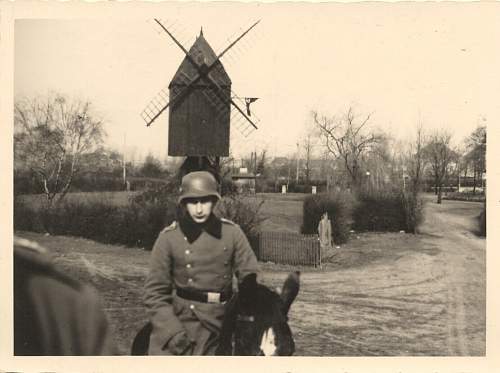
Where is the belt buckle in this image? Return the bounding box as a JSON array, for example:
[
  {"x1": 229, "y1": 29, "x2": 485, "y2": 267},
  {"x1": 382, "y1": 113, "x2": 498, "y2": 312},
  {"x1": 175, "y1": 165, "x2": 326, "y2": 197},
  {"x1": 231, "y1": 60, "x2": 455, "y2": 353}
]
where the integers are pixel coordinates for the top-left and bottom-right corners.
[{"x1": 207, "y1": 292, "x2": 221, "y2": 303}]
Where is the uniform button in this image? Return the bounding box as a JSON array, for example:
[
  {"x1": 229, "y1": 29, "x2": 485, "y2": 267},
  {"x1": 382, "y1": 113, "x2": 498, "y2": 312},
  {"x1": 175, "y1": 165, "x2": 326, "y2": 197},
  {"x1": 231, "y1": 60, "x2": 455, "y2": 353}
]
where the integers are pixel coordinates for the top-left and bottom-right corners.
[
  {"x1": 185, "y1": 250, "x2": 190, "y2": 255},
  {"x1": 223, "y1": 247, "x2": 227, "y2": 251},
  {"x1": 184, "y1": 236, "x2": 188, "y2": 241},
  {"x1": 190, "y1": 304, "x2": 195, "y2": 310},
  {"x1": 223, "y1": 275, "x2": 228, "y2": 279},
  {"x1": 188, "y1": 278, "x2": 193, "y2": 283},
  {"x1": 224, "y1": 261, "x2": 229, "y2": 266},
  {"x1": 186, "y1": 263, "x2": 192, "y2": 269}
]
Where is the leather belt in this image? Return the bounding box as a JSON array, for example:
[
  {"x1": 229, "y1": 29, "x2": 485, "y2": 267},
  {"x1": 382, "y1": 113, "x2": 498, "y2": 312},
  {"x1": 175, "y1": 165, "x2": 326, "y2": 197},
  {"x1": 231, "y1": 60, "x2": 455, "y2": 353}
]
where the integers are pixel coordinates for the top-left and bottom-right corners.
[{"x1": 176, "y1": 287, "x2": 232, "y2": 304}]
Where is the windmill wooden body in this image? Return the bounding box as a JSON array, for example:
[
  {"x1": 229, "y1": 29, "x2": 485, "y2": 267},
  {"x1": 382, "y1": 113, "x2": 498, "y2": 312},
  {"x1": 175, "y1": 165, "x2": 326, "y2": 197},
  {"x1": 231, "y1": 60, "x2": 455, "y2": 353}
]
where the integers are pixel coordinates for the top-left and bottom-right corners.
[
  {"x1": 168, "y1": 30, "x2": 231, "y2": 157},
  {"x1": 141, "y1": 20, "x2": 260, "y2": 181}
]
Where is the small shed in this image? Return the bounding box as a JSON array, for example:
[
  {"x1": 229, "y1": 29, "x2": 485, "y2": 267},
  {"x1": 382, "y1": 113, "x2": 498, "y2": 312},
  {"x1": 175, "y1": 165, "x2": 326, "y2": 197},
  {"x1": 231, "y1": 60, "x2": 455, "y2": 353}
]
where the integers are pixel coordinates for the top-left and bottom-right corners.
[
  {"x1": 168, "y1": 30, "x2": 232, "y2": 157},
  {"x1": 232, "y1": 168, "x2": 256, "y2": 194}
]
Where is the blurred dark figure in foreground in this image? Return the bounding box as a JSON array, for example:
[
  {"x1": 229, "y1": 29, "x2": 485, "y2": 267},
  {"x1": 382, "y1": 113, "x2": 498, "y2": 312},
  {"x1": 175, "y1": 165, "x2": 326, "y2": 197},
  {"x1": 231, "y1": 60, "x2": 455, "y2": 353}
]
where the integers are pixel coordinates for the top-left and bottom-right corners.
[{"x1": 14, "y1": 236, "x2": 115, "y2": 355}]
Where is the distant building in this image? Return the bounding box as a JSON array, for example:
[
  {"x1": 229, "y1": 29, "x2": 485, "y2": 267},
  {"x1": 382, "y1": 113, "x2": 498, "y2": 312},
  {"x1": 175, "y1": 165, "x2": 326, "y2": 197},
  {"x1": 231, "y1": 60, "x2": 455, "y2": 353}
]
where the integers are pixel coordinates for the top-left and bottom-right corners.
[{"x1": 231, "y1": 167, "x2": 256, "y2": 194}]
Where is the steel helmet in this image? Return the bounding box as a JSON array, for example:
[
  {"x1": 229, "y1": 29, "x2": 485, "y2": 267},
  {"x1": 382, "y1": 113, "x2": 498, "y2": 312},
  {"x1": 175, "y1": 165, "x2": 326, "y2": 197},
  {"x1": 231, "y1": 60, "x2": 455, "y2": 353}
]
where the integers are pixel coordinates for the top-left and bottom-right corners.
[{"x1": 178, "y1": 171, "x2": 221, "y2": 204}]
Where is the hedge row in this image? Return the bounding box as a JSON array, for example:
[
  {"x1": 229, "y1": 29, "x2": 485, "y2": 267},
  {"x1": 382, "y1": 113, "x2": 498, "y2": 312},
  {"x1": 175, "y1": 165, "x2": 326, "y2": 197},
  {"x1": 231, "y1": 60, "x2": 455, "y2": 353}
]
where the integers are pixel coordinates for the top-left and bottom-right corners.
[
  {"x1": 354, "y1": 190, "x2": 406, "y2": 232},
  {"x1": 443, "y1": 191, "x2": 485, "y2": 203},
  {"x1": 301, "y1": 189, "x2": 424, "y2": 243},
  {"x1": 14, "y1": 197, "x2": 177, "y2": 250},
  {"x1": 14, "y1": 188, "x2": 266, "y2": 253}
]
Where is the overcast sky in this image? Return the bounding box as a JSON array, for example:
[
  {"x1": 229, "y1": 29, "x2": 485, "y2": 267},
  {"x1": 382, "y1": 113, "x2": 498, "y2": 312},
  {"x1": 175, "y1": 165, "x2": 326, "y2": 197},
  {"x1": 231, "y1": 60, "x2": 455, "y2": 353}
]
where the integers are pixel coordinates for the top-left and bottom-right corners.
[{"x1": 12, "y1": 2, "x2": 500, "y2": 162}]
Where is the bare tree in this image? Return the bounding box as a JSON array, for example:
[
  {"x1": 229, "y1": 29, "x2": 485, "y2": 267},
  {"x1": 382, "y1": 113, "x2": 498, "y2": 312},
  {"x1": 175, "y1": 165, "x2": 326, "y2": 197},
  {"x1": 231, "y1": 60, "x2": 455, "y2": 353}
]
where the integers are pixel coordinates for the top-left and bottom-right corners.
[
  {"x1": 464, "y1": 125, "x2": 486, "y2": 193},
  {"x1": 302, "y1": 133, "x2": 314, "y2": 185},
  {"x1": 423, "y1": 130, "x2": 456, "y2": 204},
  {"x1": 140, "y1": 153, "x2": 165, "y2": 178},
  {"x1": 14, "y1": 93, "x2": 105, "y2": 205},
  {"x1": 219, "y1": 155, "x2": 236, "y2": 179},
  {"x1": 312, "y1": 107, "x2": 384, "y2": 189},
  {"x1": 405, "y1": 124, "x2": 427, "y2": 193},
  {"x1": 398, "y1": 125, "x2": 428, "y2": 233},
  {"x1": 256, "y1": 149, "x2": 267, "y2": 177}
]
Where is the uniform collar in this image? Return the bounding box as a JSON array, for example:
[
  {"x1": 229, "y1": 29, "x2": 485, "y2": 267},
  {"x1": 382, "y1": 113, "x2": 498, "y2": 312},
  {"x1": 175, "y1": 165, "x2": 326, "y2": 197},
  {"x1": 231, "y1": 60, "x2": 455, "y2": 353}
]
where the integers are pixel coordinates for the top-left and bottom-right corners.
[{"x1": 179, "y1": 213, "x2": 222, "y2": 243}]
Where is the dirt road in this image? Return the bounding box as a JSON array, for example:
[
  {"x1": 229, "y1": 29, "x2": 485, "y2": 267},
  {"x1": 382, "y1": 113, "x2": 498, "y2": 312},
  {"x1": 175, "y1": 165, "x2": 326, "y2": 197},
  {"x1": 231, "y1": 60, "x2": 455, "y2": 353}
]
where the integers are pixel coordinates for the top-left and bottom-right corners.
[
  {"x1": 270, "y1": 195, "x2": 486, "y2": 356},
  {"x1": 15, "y1": 195, "x2": 485, "y2": 356}
]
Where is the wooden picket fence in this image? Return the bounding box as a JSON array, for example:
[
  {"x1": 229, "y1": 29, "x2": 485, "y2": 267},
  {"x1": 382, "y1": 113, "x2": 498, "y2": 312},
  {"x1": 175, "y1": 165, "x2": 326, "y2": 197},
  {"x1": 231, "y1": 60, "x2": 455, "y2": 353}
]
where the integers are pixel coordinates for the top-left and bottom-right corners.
[{"x1": 255, "y1": 231, "x2": 321, "y2": 268}]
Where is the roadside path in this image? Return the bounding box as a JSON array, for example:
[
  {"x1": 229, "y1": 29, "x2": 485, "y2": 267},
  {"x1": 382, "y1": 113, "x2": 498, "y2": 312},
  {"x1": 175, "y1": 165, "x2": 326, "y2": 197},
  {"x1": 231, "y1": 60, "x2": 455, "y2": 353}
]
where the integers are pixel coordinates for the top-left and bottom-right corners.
[{"x1": 268, "y1": 196, "x2": 486, "y2": 356}]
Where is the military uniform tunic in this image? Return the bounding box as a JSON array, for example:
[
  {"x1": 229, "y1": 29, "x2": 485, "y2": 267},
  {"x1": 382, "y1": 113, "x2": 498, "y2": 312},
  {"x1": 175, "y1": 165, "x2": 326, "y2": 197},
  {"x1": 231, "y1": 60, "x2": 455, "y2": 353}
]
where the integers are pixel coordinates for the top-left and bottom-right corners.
[
  {"x1": 14, "y1": 237, "x2": 115, "y2": 355},
  {"x1": 144, "y1": 216, "x2": 259, "y2": 355}
]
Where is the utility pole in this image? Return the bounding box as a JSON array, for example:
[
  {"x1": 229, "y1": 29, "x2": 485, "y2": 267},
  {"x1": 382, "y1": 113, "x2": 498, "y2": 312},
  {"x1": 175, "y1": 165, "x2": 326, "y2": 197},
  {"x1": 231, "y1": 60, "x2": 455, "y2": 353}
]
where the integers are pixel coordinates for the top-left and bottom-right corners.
[
  {"x1": 254, "y1": 150, "x2": 257, "y2": 175},
  {"x1": 402, "y1": 166, "x2": 405, "y2": 191},
  {"x1": 122, "y1": 132, "x2": 127, "y2": 185},
  {"x1": 287, "y1": 162, "x2": 291, "y2": 190},
  {"x1": 296, "y1": 142, "x2": 300, "y2": 184}
]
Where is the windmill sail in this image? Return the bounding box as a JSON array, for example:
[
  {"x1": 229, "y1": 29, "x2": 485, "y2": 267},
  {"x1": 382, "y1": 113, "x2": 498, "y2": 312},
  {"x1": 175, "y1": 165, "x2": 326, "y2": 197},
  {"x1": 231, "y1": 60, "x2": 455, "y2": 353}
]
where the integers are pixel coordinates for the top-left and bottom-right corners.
[
  {"x1": 140, "y1": 86, "x2": 170, "y2": 126},
  {"x1": 217, "y1": 21, "x2": 262, "y2": 69},
  {"x1": 231, "y1": 94, "x2": 260, "y2": 137}
]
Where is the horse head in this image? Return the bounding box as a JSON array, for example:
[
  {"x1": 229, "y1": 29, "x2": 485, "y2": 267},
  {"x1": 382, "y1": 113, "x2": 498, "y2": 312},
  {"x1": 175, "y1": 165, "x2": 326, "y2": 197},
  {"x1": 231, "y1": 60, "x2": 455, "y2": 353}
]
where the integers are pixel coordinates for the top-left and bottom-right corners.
[
  {"x1": 215, "y1": 271, "x2": 300, "y2": 356},
  {"x1": 131, "y1": 271, "x2": 300, "y2": 356}
]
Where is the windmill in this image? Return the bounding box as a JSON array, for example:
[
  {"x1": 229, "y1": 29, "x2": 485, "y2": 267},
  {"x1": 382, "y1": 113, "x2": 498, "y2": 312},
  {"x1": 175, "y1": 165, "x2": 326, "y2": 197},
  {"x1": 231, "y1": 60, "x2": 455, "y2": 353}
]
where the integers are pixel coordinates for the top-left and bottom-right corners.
[{"x1": 141, "y1": 19, "x2": 261, "y2": 181}]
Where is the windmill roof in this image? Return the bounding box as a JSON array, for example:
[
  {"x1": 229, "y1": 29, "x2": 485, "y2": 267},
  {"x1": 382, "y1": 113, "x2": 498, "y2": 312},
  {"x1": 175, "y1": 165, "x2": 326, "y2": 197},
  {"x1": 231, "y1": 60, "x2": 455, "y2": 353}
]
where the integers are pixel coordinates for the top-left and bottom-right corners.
[{"x1": 169, "y1": 31, "x2": 231, "y2": 88}]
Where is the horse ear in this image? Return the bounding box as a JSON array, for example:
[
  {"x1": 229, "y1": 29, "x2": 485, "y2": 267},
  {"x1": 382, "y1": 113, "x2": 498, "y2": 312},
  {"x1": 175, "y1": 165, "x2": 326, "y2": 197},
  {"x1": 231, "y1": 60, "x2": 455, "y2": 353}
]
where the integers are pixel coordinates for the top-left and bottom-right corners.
[
  {"x1": 239, "y1": 273, "x2": 258, "y2": 295},
  {"x1": 280, "y1": 271, "x2": 300, "y2": 315}
]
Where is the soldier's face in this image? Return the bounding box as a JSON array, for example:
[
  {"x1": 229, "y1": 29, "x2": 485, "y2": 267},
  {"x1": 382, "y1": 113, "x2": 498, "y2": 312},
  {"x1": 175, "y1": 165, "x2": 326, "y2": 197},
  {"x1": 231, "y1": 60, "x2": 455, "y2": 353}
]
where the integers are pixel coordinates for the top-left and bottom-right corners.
[{"x1": 185, "y1": 197, "x2": 214, "y2": 223}]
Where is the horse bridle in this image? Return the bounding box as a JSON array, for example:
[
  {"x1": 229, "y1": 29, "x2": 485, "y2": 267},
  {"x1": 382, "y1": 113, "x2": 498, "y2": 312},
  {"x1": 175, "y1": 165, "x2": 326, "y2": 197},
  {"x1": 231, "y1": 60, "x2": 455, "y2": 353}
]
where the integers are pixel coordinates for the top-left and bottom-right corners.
[{"x1": 236, "y1": 315, "x2": 255, "y2": 322}]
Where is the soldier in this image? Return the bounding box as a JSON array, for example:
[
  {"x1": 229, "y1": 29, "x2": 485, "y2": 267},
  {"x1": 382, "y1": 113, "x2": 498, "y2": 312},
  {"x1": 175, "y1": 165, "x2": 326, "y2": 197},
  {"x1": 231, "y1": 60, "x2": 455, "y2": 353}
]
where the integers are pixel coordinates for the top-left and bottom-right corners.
[
  {"x1": 14, "y1": 237, "x2": 115, "y2": 355},
  {"x1": 144, "y1": 171, "x2": 259, "y2": 355}
]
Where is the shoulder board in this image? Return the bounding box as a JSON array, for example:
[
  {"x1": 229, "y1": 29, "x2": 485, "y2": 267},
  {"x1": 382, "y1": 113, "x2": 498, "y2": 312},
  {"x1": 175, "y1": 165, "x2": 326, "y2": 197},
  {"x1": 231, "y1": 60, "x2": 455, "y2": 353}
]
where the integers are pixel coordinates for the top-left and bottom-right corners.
[
  {"x1": 220, "y1": 218, "x2": 236, "y2": 225},
  {"x1": 161, "y1": 221, "x2": 177, "y2": 233},
  {"x1": 14, "y1": 236, "x2": 48, "y2": 255}
]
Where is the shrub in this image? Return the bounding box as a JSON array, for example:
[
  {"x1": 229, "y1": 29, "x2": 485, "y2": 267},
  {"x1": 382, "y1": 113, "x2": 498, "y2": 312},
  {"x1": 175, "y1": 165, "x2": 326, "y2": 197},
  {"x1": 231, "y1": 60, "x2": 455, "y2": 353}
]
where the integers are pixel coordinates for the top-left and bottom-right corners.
[
  {"x1": 301, "y1": 191, "x2": 356, "y2": 244},
  {"x1": 14, "y1": 172, "x2": 40, "y2": 196},
  {"x1": 14, "y1": 198, "x2": 42, "y2": 232},
  {"x1": 256, "y1": 179, "x2": 275, "y2": 193},
  {"x1": 220, "y1": 178, "x2": 239, "y2": 197},
  {"x1": 353, "y1": 190, "x2": 407, "y2": 232},
  {"x1": 352, "y1": 189, "x2": 424, "y2": 233},
  {"x1": 131, "y1": 178, "x2": 179, "y2": 205},
  {"x1": 215, "y1": 196, "x2": 267, "y2": 255},
  {"x1": 71, "y1": 174, "x2": 125, "y2": 192},
  {"x1": 401, "y1": 191, "x2": 424, "y2": 234}
]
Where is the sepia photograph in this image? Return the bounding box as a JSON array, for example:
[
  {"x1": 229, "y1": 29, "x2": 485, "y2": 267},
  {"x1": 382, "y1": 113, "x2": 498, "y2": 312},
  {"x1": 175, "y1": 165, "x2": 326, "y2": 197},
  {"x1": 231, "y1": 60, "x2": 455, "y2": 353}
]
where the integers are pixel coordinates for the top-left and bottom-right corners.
[{"x1": 1, "y1": 1, "x2": 499, "y2": 372}]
